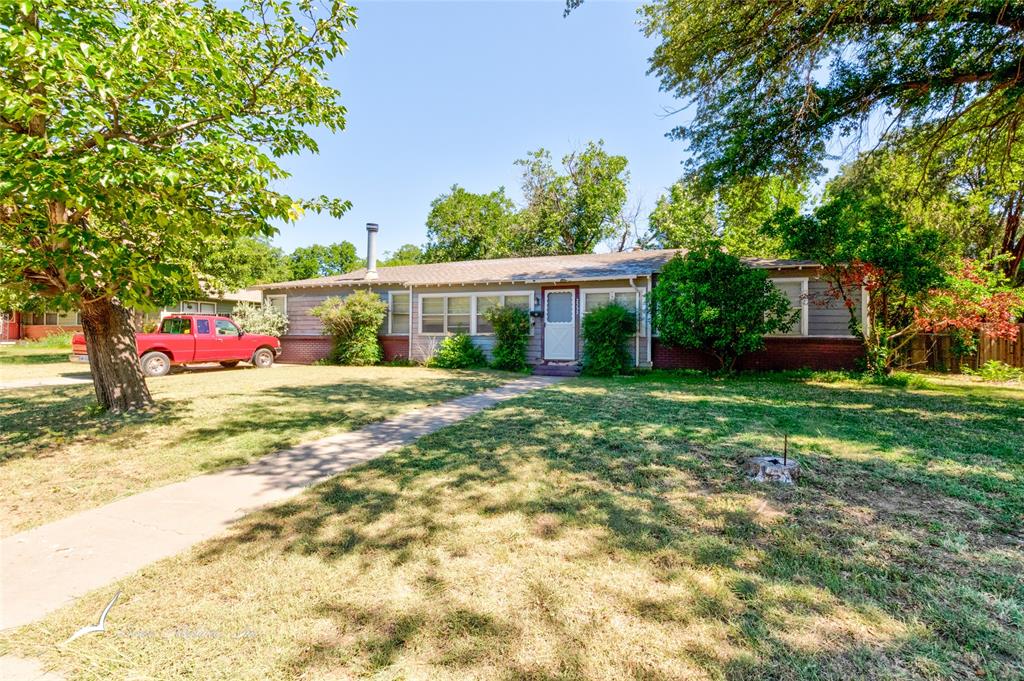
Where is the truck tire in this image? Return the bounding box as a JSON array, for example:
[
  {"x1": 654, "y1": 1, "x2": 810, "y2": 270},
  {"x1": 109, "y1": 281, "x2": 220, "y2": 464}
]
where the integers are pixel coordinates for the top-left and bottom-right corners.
[
  {"x1": 252, "y1": 348, "x2": 275, "y2": 368},
  {"x1": 219, "y1": 361, "x2": 240, "y2": 368},
  {"x1": 140, "y1": 351, "x2": 171, "y2": 377}
]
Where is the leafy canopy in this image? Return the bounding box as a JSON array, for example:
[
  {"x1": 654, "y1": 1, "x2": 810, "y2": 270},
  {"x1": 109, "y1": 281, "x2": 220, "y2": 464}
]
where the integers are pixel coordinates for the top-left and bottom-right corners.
[
  {"x1": 649, "y1": 246, "x2": 795, "y2": 371},
  {"x1": 424, "y1": 186, "x2": 519, "y2": 263},
  {"x1": 0, "y1": 0, "x2": 354, "y2": 311},
  {"x1": 312, "y1": 291, "x2": 387, "y2": 366},
  {"x1": 289, "y1": 242, "x2": 359, "y2": 280},
  {"x1": 231, "y1": 301, "x2": 289, "y2": 338},
  {"x1": 581, "y1": 303, "x2": 636, "y2": 376},
  {"x1": 636, "y1": 1, "x2": 1024, "y2": 187}
]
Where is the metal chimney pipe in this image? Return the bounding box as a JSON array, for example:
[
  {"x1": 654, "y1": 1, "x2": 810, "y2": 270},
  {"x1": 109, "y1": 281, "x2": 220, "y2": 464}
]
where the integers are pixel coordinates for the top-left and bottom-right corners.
[{"x1": 365, "y1": 223, "x2": 379, "y2": 279}]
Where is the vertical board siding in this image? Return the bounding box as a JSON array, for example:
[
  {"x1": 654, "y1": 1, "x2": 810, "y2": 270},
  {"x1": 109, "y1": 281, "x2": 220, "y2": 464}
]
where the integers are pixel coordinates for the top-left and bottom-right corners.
[{"x1": 905, "y1": 325, "x2": 1024, "y2": 371}]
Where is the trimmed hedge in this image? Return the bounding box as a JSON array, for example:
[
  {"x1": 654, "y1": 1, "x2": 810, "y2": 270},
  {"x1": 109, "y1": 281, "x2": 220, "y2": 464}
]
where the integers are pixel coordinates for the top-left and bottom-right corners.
[{"x1": 428, "y1": 333, "x2": 487, "y2": 369}]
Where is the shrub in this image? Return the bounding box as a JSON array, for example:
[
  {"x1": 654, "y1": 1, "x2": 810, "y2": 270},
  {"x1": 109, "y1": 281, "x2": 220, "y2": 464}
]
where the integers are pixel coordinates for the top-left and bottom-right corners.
[
  {"x1": 428, "y1": 333, "x2": 487, "y2": 369},
  {"x1": 231, "y1": 302, "x2": 289, "y2": 337},
  {"x1": 963, "y1": 360, "x2": 1024, "y2": 383},
  {"x1": 581, "y1": 303, "x2": 635, "y2": 376},
  {"x1": 29, "y1": 331, "x2": 75, "y2": 348},
  {"x1": 649, "y1": 245, "x2": 796, "y2": 372},
  {"x1": 485, "y1": 306, "x2": 531, "y2": 372},
  {"x1": 312, "y1": 291, "x2": 387, "y2": 365}
]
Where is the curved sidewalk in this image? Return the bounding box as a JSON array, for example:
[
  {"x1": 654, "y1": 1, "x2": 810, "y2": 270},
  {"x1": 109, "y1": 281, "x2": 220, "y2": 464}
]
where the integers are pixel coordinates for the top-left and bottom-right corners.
[{"x1": 1, "y1": 375, "x2": 563, "y2": 631}]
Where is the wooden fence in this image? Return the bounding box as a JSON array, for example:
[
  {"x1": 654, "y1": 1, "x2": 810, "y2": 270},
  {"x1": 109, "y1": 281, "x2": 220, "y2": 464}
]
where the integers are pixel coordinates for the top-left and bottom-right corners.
[{"x1": 904, "y1": 324, "x2": 1024, "y2": 372}]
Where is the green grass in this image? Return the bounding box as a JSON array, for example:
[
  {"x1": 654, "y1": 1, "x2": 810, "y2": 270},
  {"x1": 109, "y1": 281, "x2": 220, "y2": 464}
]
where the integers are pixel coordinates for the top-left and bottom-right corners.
[
  {"x1": 0, "y1": 362, "x2": 510, "y2": 535},
  {"x1": 2, "y1": 371, "x2": 1021, "y2": 679}
]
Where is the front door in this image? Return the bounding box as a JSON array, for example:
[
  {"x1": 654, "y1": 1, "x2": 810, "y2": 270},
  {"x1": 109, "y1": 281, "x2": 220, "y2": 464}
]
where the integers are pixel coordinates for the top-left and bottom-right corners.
[{"x1": 544, "y1": 289, "x2": 576, "y2": 360}]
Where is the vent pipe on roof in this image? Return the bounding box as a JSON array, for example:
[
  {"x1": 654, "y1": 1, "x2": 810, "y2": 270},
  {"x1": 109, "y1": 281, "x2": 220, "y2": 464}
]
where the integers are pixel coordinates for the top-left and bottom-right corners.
[{"x1": 365, "y1": 223, "x2": 379, "y2": 279}]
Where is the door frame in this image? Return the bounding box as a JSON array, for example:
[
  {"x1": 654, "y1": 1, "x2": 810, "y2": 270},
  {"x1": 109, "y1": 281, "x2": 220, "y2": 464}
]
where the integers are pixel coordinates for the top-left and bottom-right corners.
[{"x1": 542, "y1": 287, "x2": 577, "y2": 361}]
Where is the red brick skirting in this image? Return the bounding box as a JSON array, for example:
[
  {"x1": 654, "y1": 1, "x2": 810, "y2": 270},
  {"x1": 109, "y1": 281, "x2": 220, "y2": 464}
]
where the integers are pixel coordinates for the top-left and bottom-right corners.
[
  {"x1": 21, "y1": 324, "x2": 82, "y2": 341},
  {"x1": 652, "y1": 337, "x2": 865, "y2": 372},
  {"x1": 278, "y1": 335, "x2": 410, "y2": 364}
]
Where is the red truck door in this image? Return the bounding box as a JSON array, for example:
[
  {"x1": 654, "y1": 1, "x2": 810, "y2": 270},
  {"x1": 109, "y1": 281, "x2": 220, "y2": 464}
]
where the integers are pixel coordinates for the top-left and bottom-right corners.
[
  {"x1": 154, "y1": 317, "x2": 198, "y2": 361},
  {"x1": 191, "y1": 317, "x2": 222, "y2": 362},
  {"x1": 212, "y1": 318, "x2": 250, "y2": 361}
]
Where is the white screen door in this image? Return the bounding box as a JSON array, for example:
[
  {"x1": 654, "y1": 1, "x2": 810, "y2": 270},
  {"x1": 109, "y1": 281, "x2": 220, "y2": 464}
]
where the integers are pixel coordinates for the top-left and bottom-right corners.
[{"x1": 544, "y1": 290, "x2": 575, "y2": 360}]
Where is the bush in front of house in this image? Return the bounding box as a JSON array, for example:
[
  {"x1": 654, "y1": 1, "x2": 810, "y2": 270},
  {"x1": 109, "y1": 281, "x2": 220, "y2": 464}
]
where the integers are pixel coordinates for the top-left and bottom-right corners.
[
  {"x1": 231, "y1": 302, "x2": 289, "y2": 337},
  {"x1": 581, "y1": 303, "x2": 636, "y2": 376},
  {"x1": 649, "y1": 245, "x2": 796, "y2": 372},
  {"x1": 428, "y1": 333, "x2": 487, "y2": 369},
  {"x1": 311, "y1": 291, "x2": 388, "y2": 365},
  {"x1": 484, "y1": 306, "x2": 531, "y2": 372}
]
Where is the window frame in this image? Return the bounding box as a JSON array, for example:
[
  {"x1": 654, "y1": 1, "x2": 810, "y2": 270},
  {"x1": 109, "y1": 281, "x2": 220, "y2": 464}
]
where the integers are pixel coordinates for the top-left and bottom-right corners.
[
  {"x1": 580, "y1": 288, "x2": 641, "y2": 334},
  {"x1": 768, "y1": 277, "x2": 809, "y2": 337},
  {"x1": 418, "y1": 290, "x2": 534, "y2": 336},
  {"x1": 264, "y1": 294, "x2": 288, "y2": 316},
  {"x1": 386, "y1": 290, "x2": 411, "y2": 336}
]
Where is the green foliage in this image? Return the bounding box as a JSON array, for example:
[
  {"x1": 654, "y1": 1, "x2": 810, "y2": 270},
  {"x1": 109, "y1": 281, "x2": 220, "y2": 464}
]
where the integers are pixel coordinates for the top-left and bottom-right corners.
[
  {"x1": 427, "y1": 333, "x2": 487, "y2": 370},
  {"x1": 581, "y1": 303, "x2": 635, "y2": 376},
  {"x1": 312, "y1": 291, "x2": 387, "y2": 366},
  {"x1": 637, "y1": 0, "x2": 1024, "y2": 188},
  {"x1": 289, "y1": 242, "x2": 360, "y2": 280},
  {"x1": 424, "y1": 186, "x2": 519, "y2": 262},
  {"x1": 380, "y1": 244, "x2": 425, "y2": 267},
  {"x1": 27, "y1": 331, "x2": 74, "y2": 348},
  {"x1": 962, "y1": 360, "x2": 1024, "y2": 383},
  {"x1": 230, "y1": 302, "x2": 289, "y2": 338},
  {"x1": 649, "y1": 176, "x2": 804, "y2": 257},
  {"x1": 517, "y1": 140, "x2": 630, "y2": 254},
  {"x1": 768, "y1": 188, "x2": 953, "y2": 374},
  {"x1": 205, "y1": 237, "x2": 291, "y2": 289},
  {"x1": 484, "y1": 306, "x2": 531, "y2": 372},
  {"x1": 0, "y1": 0, "x2": 354, "y2": 313},
  {"x1": 649, "y1": 246, "x2": 796, "y2": 371}
]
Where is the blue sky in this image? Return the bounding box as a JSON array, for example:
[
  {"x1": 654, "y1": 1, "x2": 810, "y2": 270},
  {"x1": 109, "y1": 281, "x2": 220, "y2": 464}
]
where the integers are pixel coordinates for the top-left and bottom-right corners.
[{"x1": 271, "y1": 0, "x2": 687, "y2": 257}]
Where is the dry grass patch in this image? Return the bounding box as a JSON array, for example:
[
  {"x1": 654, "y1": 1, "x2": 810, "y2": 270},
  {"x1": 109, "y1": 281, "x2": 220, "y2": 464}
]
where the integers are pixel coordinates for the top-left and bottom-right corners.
[
  {"x1": 2, "y1": 372, "x2": 1022, "y2": 679},
  {"x1": 0, "y1": 363, "x2": 509, "y2": 534}
]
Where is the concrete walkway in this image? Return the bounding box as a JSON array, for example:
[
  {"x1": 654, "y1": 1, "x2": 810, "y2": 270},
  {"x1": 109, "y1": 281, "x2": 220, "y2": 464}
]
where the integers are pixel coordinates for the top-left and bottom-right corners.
[{"x1": 1, "y1": 375, "x2": 562, "y2": 631}]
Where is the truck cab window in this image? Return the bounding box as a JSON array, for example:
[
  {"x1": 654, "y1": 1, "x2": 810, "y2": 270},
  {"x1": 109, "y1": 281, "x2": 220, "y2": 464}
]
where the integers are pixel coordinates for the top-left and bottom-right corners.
[
  {"x1": 196, "y1": 319, "x2": 211, "y2": 335},
  {"x1": 215, "y1": 319, "x2": 240, "y2": 336},
  {"x1": 160, "y1": 318, "x2": 192, "y2": 334}
]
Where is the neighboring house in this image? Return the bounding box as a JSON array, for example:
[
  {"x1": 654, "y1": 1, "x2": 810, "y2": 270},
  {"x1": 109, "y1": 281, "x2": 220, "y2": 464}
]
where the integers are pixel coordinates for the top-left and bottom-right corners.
[
  {"x1": 254, "y1": 224, "x2": 866, "y2": 372},
  {"x1": 0, "y1": 289, "x2": 262, "y2": 341}
]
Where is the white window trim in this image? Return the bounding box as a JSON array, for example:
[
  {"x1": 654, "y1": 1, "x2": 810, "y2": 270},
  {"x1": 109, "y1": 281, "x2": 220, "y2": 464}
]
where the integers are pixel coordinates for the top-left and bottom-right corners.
[
  {"x1": 580, "y1": 288, "x2": 641, "y2": 334},
  {"x1": 418, "y1": 290, "x2": 534, "y2": 336},
  {"x1": 386, "y1": 290, "x2": 411, "y2": 336},
  {"x1": 264, "y1": 294, "x2": 288, "y2": 315},
  {"x1": 768, "y1": 277, "x2": 808, "y2": 337}
]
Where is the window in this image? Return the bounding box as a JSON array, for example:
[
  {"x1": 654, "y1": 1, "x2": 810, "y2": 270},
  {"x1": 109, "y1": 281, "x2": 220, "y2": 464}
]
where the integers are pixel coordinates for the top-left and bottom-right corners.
[
  {"x1": 546, "y1": 291, "x2": 574, "y2": 324},
  {"x1": 770, "y1": 278, "x2": 807, "y2": 336},
  {"x1": 215, "y1": 319, "x2": 240, "y2": 336},
  {"x1": 420, "y1": 292, "x2": 533, "y2": 335},
  {"x1": 196, "y1": 319, "x2": 211, "y2": 335},
  {"x1": 388, "y1": 292, "x2": 410, "y2": 335},
  {"x1": 56, "y1": 311, "x2": 79, "y2": 326},
  {"x1": 199, "y1": 302, "x2": 217, "y2": 314},
  {"x1": 265, "y1": 295, "x2": 287, "y2": 315},
  {"x1": 581, "y1": 290, "x2": 639, "y2": 332},
  {"x1": 161, "y1": 318, "x2": 192, "y2": 334},
  {"x1": 181, "y1": 300, "x2": 200, "y2": 314},
  {"x1": 45, "y1": 311, "x2": 58, "y2": 325}
]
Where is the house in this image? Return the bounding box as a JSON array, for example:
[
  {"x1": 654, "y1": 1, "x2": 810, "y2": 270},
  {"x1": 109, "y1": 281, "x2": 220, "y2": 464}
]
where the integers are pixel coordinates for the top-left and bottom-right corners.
[
  {"x1": 254, "y1": 224, "x2": 866, "y2": 372},
  {"x1": 0, "y1": 289, "x2": 263, "y2": 342}
]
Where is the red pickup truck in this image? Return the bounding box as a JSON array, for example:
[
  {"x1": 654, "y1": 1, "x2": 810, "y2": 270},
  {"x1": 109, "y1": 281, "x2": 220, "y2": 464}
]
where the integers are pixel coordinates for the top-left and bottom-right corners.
[{"x1": 71, "y1": 314, "x2": 282, "y2": 377}]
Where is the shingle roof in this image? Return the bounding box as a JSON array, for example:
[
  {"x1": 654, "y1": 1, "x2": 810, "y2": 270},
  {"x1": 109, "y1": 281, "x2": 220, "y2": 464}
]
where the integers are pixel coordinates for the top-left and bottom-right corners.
[{"x1": 254, "y1": 249, "x2": 819, "y2": 290}]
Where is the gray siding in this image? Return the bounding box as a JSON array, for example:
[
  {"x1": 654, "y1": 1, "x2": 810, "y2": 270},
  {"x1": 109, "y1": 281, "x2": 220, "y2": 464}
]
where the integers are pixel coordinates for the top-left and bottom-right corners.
[{"x1": 807, "y1": 278, "x2": 861, "y2": 337}]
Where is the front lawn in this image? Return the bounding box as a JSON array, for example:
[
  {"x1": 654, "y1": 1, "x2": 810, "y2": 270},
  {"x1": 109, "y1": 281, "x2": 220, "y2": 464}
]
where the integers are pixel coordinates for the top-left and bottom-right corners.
[
  {"x1": 0, "y1": 343, "x2": 91, "y2": 382},
  {"x1": 0, "y1": 363, "x2": 510, "y2": 535},
  {"x1": 4, "y1": 372, "x2": 1021, "y2": 679}
]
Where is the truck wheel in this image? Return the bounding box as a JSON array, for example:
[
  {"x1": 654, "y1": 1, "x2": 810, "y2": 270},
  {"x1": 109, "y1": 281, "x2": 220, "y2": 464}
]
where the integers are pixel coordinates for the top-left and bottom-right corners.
[
  {"x1": 252, "y1": 348, "x2": 274, "y2": 368},
  {"x1": 219, "y1": 361, "x2": 240, "y2": 368},
  {"x1": 140, "y1": 351, "x2": 171, "y2": 377}
]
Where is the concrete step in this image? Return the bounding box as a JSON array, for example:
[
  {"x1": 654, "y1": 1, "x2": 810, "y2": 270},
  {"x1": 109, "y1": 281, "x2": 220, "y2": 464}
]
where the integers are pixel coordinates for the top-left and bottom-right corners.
[{"x1": 533, "y1": 363, "x2": 581, "y2": 377}]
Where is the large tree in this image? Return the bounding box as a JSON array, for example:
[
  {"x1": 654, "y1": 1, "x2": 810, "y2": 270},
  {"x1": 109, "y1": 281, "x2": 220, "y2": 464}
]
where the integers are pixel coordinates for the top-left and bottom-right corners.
[
  {"x1": 517, "y1": 140, "x2": 630, "y2": 254},
  {"x1": 288, "y1": 241, "x2": 359, "y2": 279},
  {"x1": 205, "y1": 237, "x2": 291, "y2": 288},
  {"x1": 649, "y1": 176, "x2": 804, "y2": 256},
  {"x1": 423, "y1": 185, "x2": 519, "y2": 262},
  {"x1": 0, "y1": 0, "x2": 352, "y2": 411},
  {"x1": 632, "y1": 1, "x2": 1024, "y2": 187}
]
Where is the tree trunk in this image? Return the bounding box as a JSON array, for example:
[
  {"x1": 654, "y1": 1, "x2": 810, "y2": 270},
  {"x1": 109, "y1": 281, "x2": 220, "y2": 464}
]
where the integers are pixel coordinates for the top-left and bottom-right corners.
[{"x1": 80, "y1": 297, "x2": 153, "y2": 412}]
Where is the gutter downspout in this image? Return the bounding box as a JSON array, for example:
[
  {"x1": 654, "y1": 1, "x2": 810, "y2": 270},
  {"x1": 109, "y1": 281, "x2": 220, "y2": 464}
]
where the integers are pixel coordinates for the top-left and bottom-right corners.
[
  {"x1": 408, "y1": 284, "x2": 414, "y2": 361},
  {"x1": 646, "y1": 275, "x2": 652, "y2": 368},
  {"x1": 629, "y1": 276, "x2": 641, "y2": 368}
]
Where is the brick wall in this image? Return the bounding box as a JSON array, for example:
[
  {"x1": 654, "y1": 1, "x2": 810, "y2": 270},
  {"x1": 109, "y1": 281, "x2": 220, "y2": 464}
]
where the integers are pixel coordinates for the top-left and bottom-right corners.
[
  {"x1": 278, "y1": 335, "x2": 410, "y2": 364},
  {"x1": 652, "y1": 337, "x2": 865, "y2": 371},
  {"x1": 22, "y1": 324, "x2": 82, "y2": 341}
]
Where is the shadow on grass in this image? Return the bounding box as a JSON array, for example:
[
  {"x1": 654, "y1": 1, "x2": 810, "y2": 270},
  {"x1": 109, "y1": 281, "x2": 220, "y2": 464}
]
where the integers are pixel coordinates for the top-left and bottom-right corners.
[
  {"x1": 187, "y1": 375, "x2": 1022, "y2": 679},
  {"x1": 0, "y1": 351, "x2": 70, "y2": 365}
]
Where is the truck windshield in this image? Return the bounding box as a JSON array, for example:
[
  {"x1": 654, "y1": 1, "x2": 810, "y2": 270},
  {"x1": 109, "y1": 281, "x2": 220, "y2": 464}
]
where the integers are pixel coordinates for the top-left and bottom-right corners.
[{"x1": 160, "y1": 318, "x2": 192, "y2": 334}]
